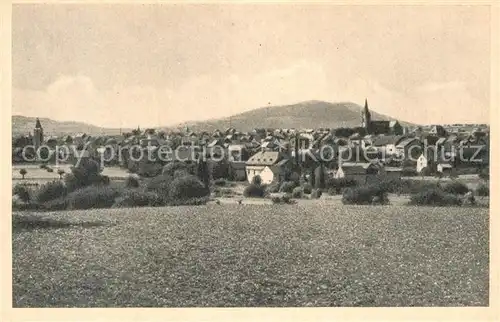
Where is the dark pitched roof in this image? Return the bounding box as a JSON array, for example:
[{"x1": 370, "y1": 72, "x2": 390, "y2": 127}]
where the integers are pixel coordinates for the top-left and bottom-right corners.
[
  {"x1": 340, "y1": 162, "x2": 381, "y2": 175},
  {"x1": 246, "y1": 151, "x2": 284, "y2": 166},
  {"x1": 340, "y1": 147, "x2": 381, "y2": 163},
  {"x1": 396, "y1": 137, "x2": 420, "y2": 148},
  {"x1": 372, "y1": 135, "x2": 404, "y2": 147}
]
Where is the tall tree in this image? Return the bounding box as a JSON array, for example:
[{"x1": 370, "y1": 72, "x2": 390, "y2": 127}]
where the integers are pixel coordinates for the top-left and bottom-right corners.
[
  {"x1": 314, "y1": 163, "x2": 326, "y2": 189},
  {"x1": 197, "y1": 158, "x2": 210, "y2": 190}
]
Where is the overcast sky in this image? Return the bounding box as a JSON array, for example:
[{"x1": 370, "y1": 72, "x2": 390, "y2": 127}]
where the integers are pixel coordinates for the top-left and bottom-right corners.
[{"x1": 12, "y1": 4, "x2": 490, "y2": 128}]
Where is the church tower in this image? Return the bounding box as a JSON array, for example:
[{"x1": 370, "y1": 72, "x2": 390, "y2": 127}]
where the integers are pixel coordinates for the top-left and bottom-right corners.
[
  {"x1": 361, "y1": 98, "x2": 371, "y2": 133},
  {"x1": 33, "y1": 117, "x2": 44, "y2": 150}
]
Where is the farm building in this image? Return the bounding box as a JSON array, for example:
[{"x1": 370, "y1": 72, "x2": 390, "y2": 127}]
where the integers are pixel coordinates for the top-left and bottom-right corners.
[
  {"x1": 228, "y1": 144, "x2": 250, "y2": 162},
  {"x1": 371, "y1": 135, "x2": 405, "y2": 155},
  {"x1": 334, "y1": 161, "x2": 384, "y2": 184},
  {"x1": 245, "y1": 151, "x2": 291, "y2": 185},
  {"x1": 395, "y1": 137, "x2": 422, "y2": 160},
  {"x1": 229, "y1": 161, "x2": 247, "y2": 181},
  {"x1": 380, "y1": 166, "x2": 404, "y2": 180}
]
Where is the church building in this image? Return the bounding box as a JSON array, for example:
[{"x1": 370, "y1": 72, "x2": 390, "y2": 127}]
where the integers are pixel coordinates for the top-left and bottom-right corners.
[
  {"x1": 33, "y1": 118, "x2": 44, "y2": 150},
  {"x1": 361, "y1": 99, "x2": 403, "y2": 135}
]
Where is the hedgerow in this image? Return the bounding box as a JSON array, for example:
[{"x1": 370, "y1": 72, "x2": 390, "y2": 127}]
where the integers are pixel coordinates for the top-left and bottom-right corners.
[
  {"x1": 342, "y1": 184, "x2": 389, "y2": 205},
  {"x1": 35, "y1": 180, "x2": 67, "y2": 204},
  {"x1": 409, "y1": 188, "x2": 462, "y2": 207}
]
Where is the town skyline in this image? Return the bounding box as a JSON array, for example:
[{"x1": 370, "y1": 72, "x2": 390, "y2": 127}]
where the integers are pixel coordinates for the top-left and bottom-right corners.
[{"x1": 12, "y1": 4, "x2": 490, "y2": 128}]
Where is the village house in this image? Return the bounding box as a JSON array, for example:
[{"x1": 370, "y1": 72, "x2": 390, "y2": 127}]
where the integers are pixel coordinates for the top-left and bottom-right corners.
[
  {"x1": 339, "y1": 146, "x2": 381, "y2": 164},
  {"x1": 334, "y1": 161, "x2": 385, "y2": 184},
  {"x1": 228, "y1": 161, "x2": 247, "y2": 181},
  {"x1": 428, "y1": 125, "x2": 447, "y2": 137},
  {"x1": 61, "y1": 135, "x2": 73, "y2": 145},
  {"x1": 227, "y1": 144, "x2": 250, "y2": 162},
  {"x1": 416, "y1": 146, "x2": 437, "y2": 173},
  {"x1": 371, "y1": 135, "x2": 404, "y2": 156},
  {"x1": 45, "y1": 136, "x2": 59, "y2": 149},
  {"x1": 73, "y1": 133, "x2": 88, "y2": 147},
  {"x1": 395, "y1": 137, "x2": 422, "y2": 160},
  {"x1": 140, "y1": 134, "x2": 161, "y2": 148},
  {"x1": 245, "y1": 151, "x2": 291, "y2": 185}
]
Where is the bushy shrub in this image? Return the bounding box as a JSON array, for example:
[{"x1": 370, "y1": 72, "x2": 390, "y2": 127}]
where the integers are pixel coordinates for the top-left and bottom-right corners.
[
  {"x1": 57, "y1": 169, "x2": 65, "y2": 179},
  {"x1": 113, "y1": 190, "x2": 161, "y2": 208},
  {"x1": 251, "y1": 175, "x2": 262, "y2": 186},
  {"x1": 401, "y1": 168, "x2": 417, "y2": 177},
  {"x1": 476, "y1": 183, "x2": 489, "y2": 197},
  {"x1": 289, "y1": 171, "x2": 301, "y2": 185},
  {"x1": 419, "y1": 166, "x2": 433, "y2": 177},
  {"x1": 373, "y1": 179, "x2": 405, "y2": 194},
  {"x1": 243, "y1": 184, "x2": 265, "y2": 198},
  {"x1": 97, "y1": 175, "x2": 110, "y2": 186},
  {"x1": 310, "y1": 188, "x2": 323, "y2": 199},
  {"x1": 137, "y1": 162, "x2": 163, "y2": 177},
  {"x1": 271, "y1": 194, "x2": 296, "y2": 204},
  {"x1": 271, "y1": 196, "x2": 282, "y2": 204},
  {"x1": 162, "y1": 161, "x2": 193, "y2": 177},
  {"x1": 398, "y1": 179, "x2": 440, "y2": 195},
  {"x1": 125, "y1": 175, "x2": 140, "y2": 188},
  {"x1": 169, "y1": 175, "x2": 209, "y2": 200},
  {"x1": 478, "y1": 168, "x2": 489, "y2": 181},
  {"x1": 327, "y1": 188, "x2": 339, "y2": 195},
  {"x1": 325, "y1": 177, "x2": 358, "y2": 194},
  {"x1": 64, "y1": 158, "x2": 102, "y2": 192},
  {"x1": 173, "y1": 169, "x2": 190, "y2": 179},
  {"x1": 146, "y1": 173, "x2": 171, "y2": 195},
  {"x1": 282, "y1": 193, "x2": 294, "y2": 204},
  {"x1": 442, "y1": 181, "x2": 469, "y2": 195},
  {"x1": 409, "y1": 188, "x2": 462, "y2": 206},
  {"x1": 35, "y1": 180, "x2": 67, "y2": 203},
  {"x1": 213, "y1": 187, "x2": 234, "y2": 198},
  {"x1": 209, "y1": 159, "x2": 229, "y2": 180},
  {"x1": 267, "y1": 183, "x2": 281, "y2": 193},
  {"x1": 41, "y1": 197, "x2": 69, "y2": 211},
  {"x1": 13, "y1": 184, "x2": 31, "y2": 203},
  {"x1": 292, "y1": 186, "x2": 304, "y2": 199},
  {"x1": 302, "y1": 183, "x2": 312, "y2": 194},
  {"x1": 66, "y1": 186, "x2": 121, "y2": 210},
  {"x1": 39, "y1": 164, "x2": 47, "y2": 169},
  {"x1": 46, "y1": 167, "x2": 54, "y2": 173},
  {"x1": 279, "y1": 181, "x2": 297, "y2": 193},
  {"x1": 342, "y1": 185, "x2": 389, "y2": 205}
]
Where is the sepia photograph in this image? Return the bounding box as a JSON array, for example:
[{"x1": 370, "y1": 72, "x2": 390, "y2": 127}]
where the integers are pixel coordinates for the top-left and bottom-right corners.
[{"x1": 4, "y1": 1, "x2": 497, "y2": 315}]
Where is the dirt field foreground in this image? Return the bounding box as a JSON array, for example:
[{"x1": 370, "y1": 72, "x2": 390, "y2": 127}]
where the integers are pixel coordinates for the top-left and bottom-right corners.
[{"x1": 12, "y1": 204, "x2": 488, "y2": 307}]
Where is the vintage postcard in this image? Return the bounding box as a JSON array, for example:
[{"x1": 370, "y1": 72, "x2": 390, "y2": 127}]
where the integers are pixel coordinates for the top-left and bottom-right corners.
[{"x1": 1, "y1": 1, "x2": 498, "y2": 321}]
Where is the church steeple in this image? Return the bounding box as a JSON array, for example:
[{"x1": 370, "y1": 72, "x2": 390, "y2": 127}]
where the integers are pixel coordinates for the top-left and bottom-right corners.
[
  {"x1": 33, "y1": 117, "x2": 44, "y2": 150},
  {"x1": 361, "y1": 98, "x2": 371, "y2": 132},
  {"x1": 35, "y1": 118, "x2": 42, "y2": 129}
]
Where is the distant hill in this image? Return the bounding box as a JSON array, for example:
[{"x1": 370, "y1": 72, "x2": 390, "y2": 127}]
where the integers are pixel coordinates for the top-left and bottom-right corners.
[
  {"x1": 174, "y1": 100, "x2": 414, "y2": 132},
  {"x1": 12, "y1": 115, "x2": 129, "y2": 137},
  {"x1": 12, "y1": 100, "x2": 414, "y2": 137}
]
